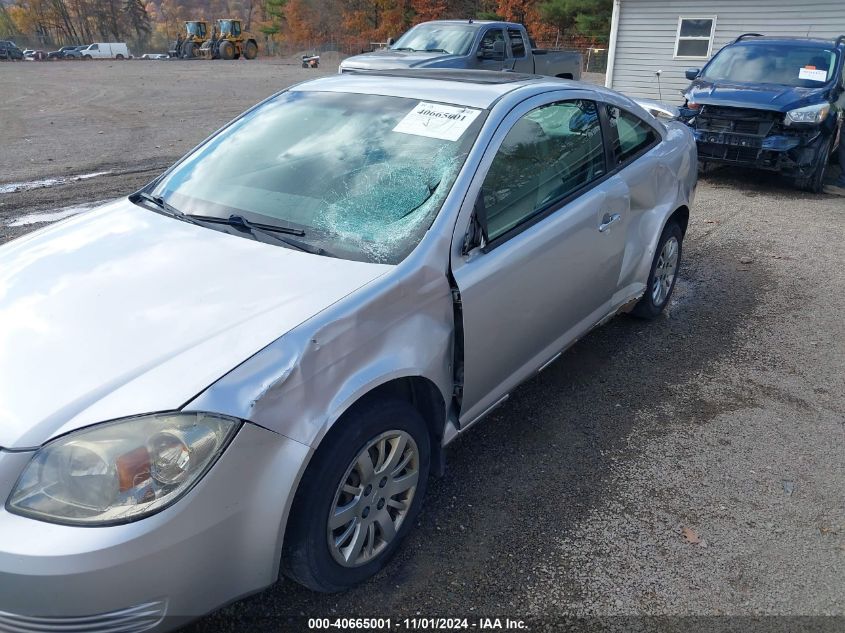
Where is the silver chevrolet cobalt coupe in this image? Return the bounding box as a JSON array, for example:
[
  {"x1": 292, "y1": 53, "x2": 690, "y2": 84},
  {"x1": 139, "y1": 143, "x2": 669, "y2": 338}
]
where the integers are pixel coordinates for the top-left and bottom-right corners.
[{"x1": 0, "y1": 70, "x2": 696, "y2": 630}]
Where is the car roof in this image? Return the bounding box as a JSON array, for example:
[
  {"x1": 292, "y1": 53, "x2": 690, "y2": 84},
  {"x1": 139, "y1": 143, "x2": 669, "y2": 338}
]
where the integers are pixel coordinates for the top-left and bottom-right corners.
[
  {"x1": 292, "y1": 70, "x2": 594, "y2": 109},
  {"x1": 733, "y1": 36, "x2": 841, "y2": 49}
]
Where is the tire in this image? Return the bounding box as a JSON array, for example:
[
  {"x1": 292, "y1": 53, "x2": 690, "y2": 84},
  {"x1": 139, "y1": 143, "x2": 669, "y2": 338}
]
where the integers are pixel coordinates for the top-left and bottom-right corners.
[
  {"x1": 631, "y1": 221, "x2": 683, "y2": 320},
  {"x1": 244, "y1": 40, "x2": 258, "y2": 60},
  {"x1": 282, "y1": 398, "x2": 431, "y2": 592},
  {"x1": 218, "y1": 40, "x2": 234, "y2": 60},
  {"x1": 796, "y1": 135, "x2": 832, "y2": 193},
  {"x1": 182, "y1": 41, "x2": 198, "y2": 59},
  {"x1": 115, "y1": 54, "x2": 124, "y2": 60},
  {"x1": 83, "y1": 54, "x2": 92, "y2": 60}
]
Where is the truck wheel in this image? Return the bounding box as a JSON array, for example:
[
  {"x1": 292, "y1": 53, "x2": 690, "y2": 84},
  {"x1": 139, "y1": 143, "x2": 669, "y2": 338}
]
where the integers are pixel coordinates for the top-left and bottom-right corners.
[
  {"x1": 115, "y1": 54, "x2": 124, "y2": 60},
  {"x1": 796, "y1": 136, "x2": 832, "y2": 193},
  {"x1": 244, "y1": 40, "x2": 258, "y2": 59},
  {"x1": 83, "y1": 55, "x2": 92, "y2": 60},
  {"x1": 219, "y1": 40, "x2": 235, "y2": 60},
  {"x1": 282, "y1": 399, "x2": 430, "y2": 592}
]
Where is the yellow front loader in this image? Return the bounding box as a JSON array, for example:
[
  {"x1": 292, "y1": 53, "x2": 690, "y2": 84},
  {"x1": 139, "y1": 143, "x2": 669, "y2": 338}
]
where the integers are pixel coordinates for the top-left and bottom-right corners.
[{"x1": 200, "y1": 19, "x2": 259, "y2": 60}]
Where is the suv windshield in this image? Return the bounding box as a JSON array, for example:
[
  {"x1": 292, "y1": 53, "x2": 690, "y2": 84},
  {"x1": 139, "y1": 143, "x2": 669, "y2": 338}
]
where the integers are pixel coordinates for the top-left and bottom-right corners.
[
  {"x1": 152, "y1": 91, "x2": 485, "y2": 264},
  {"x1": 702, "y1": 43, "x2": 839, "y2": 87},
  {"x1": 391, "y1": 24, "x2": 476, "y2": 55}
]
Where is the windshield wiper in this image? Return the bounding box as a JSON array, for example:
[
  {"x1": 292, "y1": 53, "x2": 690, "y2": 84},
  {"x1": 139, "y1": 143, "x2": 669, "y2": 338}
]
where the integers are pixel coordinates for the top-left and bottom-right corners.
[
  {"x1": 130, "y1": 191, "x2": 202, "y2": 226},
  {"x1": 423, "y1": 48, "x2": 449, "y2": 53},
  {"x1": 188, "y1": 213, "x2": 328, "y2": 256},
  {"x1": 400, "y1": 179, "x2": 442, "y2": 219},
  {"x1": 391, "y1": 47, "x2": 416, "y2": 51}
]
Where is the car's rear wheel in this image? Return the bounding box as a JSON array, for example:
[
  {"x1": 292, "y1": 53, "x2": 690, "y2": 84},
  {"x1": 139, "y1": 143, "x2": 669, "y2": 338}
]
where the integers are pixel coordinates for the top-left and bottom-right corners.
[
  {"x1": 282, "y1": 399, "x2": 430, "y2": 592},
  {"x1": 115, "y1": 54, "x2": 124, "y2": 60},
  {"x1": 631, "y1": 221, "x2": 683, "y2": 319},
  {"x1": 796, "y1": 135, "x2": 832, "y2": 193}
]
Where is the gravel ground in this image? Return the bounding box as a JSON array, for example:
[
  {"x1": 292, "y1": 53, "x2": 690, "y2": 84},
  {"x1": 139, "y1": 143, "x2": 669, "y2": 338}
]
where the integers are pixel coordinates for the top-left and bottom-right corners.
[{"x1": 1, "y1": 61, "x2": 842, "y2": 632}]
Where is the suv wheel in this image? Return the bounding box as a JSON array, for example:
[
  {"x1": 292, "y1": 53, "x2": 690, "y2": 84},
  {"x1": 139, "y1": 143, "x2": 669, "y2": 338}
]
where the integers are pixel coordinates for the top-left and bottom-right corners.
[
  {"x1": 282, "y1": 399, "x2": 430, "y2": 592},
  {"x1": 631, "y1": 221, "x2": 683, "y2": 319},
  {"x1": 797, "y1": 135, "x2": 833, "y2": 193}
]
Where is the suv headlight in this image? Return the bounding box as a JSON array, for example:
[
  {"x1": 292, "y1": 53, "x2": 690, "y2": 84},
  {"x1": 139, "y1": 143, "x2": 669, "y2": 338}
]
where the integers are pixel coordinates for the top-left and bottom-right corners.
[
  {"x1": 784, "y1": 103, "x2": 830, "y2": 126},
  {"x1": 7, "y1": 412, "x2": 240, "y2": 526}
]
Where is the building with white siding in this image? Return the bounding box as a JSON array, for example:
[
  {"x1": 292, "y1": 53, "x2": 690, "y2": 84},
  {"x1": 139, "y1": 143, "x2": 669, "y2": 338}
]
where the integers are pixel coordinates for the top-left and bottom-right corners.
[{"x1": 605, "y1": 0, "x2": 845, "y2": 100}]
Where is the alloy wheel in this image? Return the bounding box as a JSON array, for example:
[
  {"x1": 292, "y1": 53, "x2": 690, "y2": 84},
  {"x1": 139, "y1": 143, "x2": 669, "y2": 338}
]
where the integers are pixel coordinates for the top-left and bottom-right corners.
[
  {"x1": 651, "y1": 236, "x2": 679, "y2": 306},
  {"x1": 327, "y1": 430, "x2": 419, "y2": 568}
]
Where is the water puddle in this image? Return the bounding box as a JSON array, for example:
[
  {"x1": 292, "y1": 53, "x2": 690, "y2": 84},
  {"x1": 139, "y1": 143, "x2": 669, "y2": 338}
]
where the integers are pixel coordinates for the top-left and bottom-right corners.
[
  {"x1": 7, "y1": 201, "x2": 109, "y2": 227},
  {"x1": 0, "y1": 171, "x2": 112, "y2": 194}
]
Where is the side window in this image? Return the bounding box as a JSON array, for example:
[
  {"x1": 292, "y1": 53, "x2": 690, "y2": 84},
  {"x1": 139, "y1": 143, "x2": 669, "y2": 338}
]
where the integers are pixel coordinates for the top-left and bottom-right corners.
[
  {"x1": 481, "y1": 100, "x2": 606, "y2": 241},
  {"x1": 479, "y1": 29, "x2": 505, "y2": 56},
  {"x1": 605, "y1": 105, "x2": 658, "y2": 165},
  {"x1": 90, "y1": 44, "x2": 98, "y2": 50},
  {"x1": 508, "y1": 28, "x2": 526, "y2": 58}
]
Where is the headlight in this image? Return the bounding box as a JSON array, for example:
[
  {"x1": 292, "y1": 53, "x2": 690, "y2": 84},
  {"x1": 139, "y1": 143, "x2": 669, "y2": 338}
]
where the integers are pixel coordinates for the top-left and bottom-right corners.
[
  {"x1": 784, "y1": 103, "x2": 830, "y2": 126},
  {"x1": 7, "y1": 412, "x2": 240, "y2": 526}
]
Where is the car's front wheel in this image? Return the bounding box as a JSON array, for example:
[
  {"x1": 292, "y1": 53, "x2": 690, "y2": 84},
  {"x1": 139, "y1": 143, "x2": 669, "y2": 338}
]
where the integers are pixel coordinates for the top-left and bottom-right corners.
[
  {"x1": 631, "y1": 221, "x2": 683, "y2": 319},
  {"x1": 282, "y1": 399, "x2": 430, "y2": 592},
  {"x1": 796, "y1": 135, "x2": 833, "y2": 193}
]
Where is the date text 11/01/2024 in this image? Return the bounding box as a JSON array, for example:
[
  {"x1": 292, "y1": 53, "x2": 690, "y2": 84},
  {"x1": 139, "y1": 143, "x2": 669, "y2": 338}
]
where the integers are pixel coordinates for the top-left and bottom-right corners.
[{"x1": 308, "y1": 618, "x2": 529, "y2": 630}]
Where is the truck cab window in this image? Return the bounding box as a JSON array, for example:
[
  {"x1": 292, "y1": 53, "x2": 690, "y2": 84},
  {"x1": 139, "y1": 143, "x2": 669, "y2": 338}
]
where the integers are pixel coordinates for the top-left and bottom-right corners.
[
  {"x1": 508, "y1": 29, "x2": 526, "y2": 58},
  {"x1": 479, "y1": 29, "x2": 505, "y2": 56}
]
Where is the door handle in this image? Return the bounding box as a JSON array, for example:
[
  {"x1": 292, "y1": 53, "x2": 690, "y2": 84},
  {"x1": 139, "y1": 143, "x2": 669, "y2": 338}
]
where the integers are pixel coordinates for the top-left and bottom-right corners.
[{"x1": 599, "y1": 213, "x2": 621, "y2": 233}]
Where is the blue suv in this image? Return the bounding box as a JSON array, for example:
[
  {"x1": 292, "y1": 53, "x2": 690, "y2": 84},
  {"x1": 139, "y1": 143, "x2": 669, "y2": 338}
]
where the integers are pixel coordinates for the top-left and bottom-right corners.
[{"x1": 681, "y1": 34, "x2": 844, "y2": 192}]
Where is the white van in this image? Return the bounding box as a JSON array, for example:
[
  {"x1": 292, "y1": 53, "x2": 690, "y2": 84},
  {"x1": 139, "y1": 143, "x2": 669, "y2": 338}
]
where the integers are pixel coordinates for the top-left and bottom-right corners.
[{"x1": 80, "y1": 43, "x2": 130, "y2": 59}]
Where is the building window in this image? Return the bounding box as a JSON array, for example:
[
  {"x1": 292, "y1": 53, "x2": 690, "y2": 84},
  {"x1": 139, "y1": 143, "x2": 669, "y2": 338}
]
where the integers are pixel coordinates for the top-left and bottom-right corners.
[{"x1": 674, "y1": 16, "x2": 716, "y2": 58}]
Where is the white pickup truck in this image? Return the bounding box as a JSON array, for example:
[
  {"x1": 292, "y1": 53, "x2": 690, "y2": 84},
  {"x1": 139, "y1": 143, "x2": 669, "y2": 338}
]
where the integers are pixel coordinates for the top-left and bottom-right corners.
[
  {"x1": 79, "y1": 42, "x2": 130, "y2": 59},
  {"x1": 340, "y1": 20, "x2": 582, "y2": 80}
]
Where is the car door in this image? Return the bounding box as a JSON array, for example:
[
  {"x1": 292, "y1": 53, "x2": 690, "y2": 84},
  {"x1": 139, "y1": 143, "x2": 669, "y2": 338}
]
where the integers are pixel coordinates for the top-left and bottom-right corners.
[
  {"x1": 450, "y1": 93, "x2": 630, "y2": 426},
  {"x1": 474, "y1": 27, "x2": 507, "y2": 71}
]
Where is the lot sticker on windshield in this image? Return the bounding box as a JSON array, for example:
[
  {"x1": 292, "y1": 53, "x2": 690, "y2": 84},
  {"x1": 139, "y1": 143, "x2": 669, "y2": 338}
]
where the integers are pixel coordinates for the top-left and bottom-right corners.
[
  {"x1": 393, "y1": 102, "x2": 482, "y2": 141},
  {"x1": 798, "y1": 67, "x2": 827, "y2": 82}
]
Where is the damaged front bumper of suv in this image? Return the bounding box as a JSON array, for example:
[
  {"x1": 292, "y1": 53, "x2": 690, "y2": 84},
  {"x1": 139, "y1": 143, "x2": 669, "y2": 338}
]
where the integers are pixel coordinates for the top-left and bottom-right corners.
[{"x1": 686, "y1": 105, "x2": 829, "y2": 178}]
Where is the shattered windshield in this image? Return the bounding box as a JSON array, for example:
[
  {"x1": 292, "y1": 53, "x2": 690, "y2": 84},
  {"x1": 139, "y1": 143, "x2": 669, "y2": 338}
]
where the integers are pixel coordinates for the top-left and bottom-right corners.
[
  {"x1": 391, "y1": 24, "x2": 477, "y2": 55},
  {"x1": 702, "y1": 43, "x2": 839, "y2": 87},
  {"x1": 151, "y1": 91, "x2": 485, "y2": 264}
]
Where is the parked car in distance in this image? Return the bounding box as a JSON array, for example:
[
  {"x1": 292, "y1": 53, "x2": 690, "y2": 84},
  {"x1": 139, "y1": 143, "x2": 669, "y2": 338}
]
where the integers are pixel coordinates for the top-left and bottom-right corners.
[
  {"x1": 141, "y1": 53, "x2": 169, "y2": 60},
  {"x1": 62, "y1": 45, "x2": 89, "y2": 59},
  {"x1": 47, "y1": 45, "x2": 80, "y2": 59},
  {"x1": 0, "y1": 69, "x2": 695, "y2": 630},
  {"x1": 0, "y1": 40, "x2": 24, "y2": 60},
  {"x1": 340, "y1": 20, "x2": 582, "y2": 80},
  {"x1": 79, "y1": 42, "x2": 130, "y2": 59},
  {"x1": 681, "y1": 33, "x2": 845, "y2": 192}
]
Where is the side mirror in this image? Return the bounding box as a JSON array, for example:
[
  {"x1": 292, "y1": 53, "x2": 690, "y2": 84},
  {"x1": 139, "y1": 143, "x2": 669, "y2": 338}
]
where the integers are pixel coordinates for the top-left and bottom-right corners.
[
  {"x1": 685, "y1": 68, "x2": 701, "y2": 81},
  {"x1": 463, "y1": 193, "x2": 489, "y2": 255},
  {"x1": 387, "y1": 37, "x2": 395, "y2": 47}
]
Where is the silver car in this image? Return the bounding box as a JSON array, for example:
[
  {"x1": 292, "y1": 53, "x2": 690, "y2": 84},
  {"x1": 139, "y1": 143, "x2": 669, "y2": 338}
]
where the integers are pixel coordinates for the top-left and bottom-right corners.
[{"x1": 0, "y1": 70, "x2": 696, "y2": 631}]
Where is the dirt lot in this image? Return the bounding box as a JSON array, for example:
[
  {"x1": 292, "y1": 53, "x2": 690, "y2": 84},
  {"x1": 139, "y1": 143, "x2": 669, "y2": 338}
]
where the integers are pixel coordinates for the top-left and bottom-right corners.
[{"x1": 1, "y1": 61, "x2": 843, "y2": 631}]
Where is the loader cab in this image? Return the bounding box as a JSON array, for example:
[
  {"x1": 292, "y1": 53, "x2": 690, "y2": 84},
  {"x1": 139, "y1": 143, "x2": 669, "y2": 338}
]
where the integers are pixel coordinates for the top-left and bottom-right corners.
[
  {"x1": 185, "y1": 21, "x2": 207, "y2": 39},
  {"x1": 218, "y1": 19, "x2": 242, "y2": 38}
]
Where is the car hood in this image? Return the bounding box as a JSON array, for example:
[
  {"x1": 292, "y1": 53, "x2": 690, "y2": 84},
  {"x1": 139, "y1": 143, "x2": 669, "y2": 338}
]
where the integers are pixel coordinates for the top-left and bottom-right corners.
[
  {"x1": 341, "y1": 49, "x2": 460, "y2": 70},
  {"x1": 0, "y1": 199, "x2": 391, "y2": 449},
  {"x1": 684, "y1": 78, "x2": 832, "y2": 112}
]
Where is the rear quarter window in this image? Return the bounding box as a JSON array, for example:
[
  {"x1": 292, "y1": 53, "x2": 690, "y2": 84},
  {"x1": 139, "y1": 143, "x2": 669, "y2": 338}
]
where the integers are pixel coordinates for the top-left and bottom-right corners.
[{"x1": 605, "y1": 106, "x2": 658, "y2": 165}]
